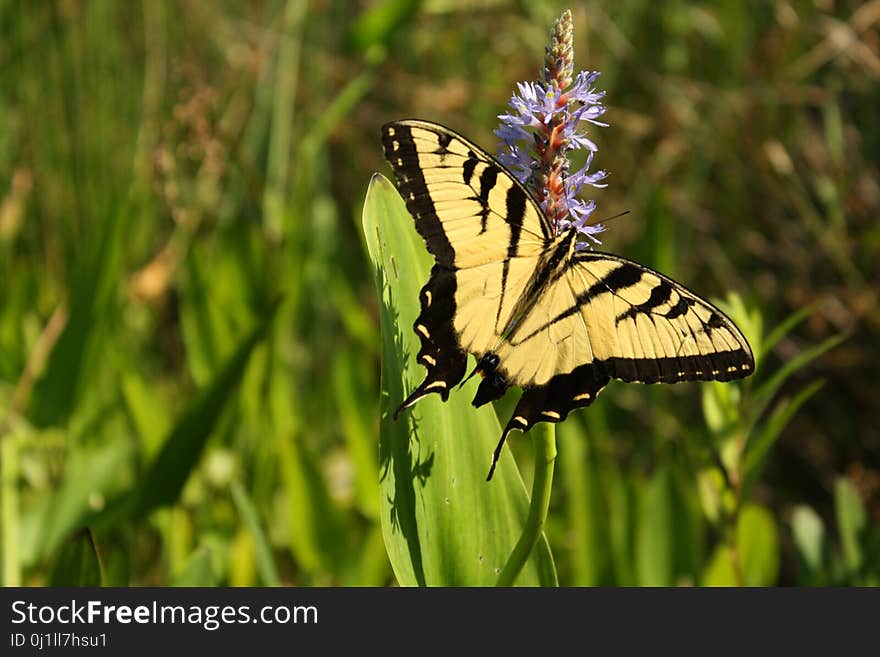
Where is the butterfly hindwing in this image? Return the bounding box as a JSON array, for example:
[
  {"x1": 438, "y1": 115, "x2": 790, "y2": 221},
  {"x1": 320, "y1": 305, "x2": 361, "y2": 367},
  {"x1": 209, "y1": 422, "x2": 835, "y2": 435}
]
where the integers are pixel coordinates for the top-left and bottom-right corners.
[
  {"x1": 452, "y1": 255, "x2": 540, "y2": 358},
  {"x1": 487, "y1": 363, "x2": 611, "y2": 480},
  {"x1": 394, "y1": 265, "x2": 468, "y2": 419}
]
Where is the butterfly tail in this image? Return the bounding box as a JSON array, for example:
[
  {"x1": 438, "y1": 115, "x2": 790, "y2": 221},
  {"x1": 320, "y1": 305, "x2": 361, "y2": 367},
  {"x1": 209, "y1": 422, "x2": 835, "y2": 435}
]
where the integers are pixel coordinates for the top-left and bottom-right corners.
[{"x1": 486, "y1": 365, "x2": 611, "y2": 480}]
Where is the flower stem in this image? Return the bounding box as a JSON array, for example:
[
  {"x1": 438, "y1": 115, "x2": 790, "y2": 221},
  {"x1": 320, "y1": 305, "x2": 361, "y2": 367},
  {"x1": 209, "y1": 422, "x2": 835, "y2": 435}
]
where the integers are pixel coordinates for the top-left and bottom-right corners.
[{"x1": 496, "y1": 422, "x2": 557, "y2": 586}]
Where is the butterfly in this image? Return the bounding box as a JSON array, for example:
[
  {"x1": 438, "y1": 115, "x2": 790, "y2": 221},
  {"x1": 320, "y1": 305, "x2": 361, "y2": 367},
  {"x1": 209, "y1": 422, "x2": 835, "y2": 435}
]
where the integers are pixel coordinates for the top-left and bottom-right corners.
[{"x1": 382, "y1": 119, "x2": 754, "y2": 479}]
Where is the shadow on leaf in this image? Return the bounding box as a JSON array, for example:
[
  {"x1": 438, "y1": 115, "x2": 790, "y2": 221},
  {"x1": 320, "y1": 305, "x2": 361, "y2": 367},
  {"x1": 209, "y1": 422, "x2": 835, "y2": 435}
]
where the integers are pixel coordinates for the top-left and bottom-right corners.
[{"x1": 375, "y1": 260, "x2": 435, "y2": 586}]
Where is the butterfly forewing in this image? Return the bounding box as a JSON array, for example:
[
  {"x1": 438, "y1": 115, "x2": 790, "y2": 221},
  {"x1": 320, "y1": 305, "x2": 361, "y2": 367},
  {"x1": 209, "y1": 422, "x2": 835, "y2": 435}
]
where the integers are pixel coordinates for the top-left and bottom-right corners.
[
  {"x1": 573, "y1": 252, "x2": 754, "y2": 383},
  {"x1": 382, "y1": 120, "x2": 552, "y2": 269}
]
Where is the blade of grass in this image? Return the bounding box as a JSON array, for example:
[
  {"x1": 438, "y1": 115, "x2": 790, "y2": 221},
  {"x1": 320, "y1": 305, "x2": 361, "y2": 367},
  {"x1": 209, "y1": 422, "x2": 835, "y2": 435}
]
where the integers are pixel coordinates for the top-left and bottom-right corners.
[
  {"x1": 332, "y1": 352, "x2": 380, "y2": 519},
  {"x1": 559, "y1": 426, "x2": 604, "y2": 585},
  {"x1": 1, "y1": 433, "x2": 20, "y2": 586},
  {"x1": 760, "y1": 302, "x2": 821, "y2": 357},
  {"x1": 132, "y1": 300, "x2": 280, "y2": 517},
  {"x1": 230, "y1": 479, "x2": 281, "y2": 586},
  {"x1": 741, "y1": 379, "x2": 825, "y2": 501},
  {"x1": 263, "y1": 0, "x2": 307, "y2": 242},
  {"x1": 48, "y1": 528, "x2": 104, "y2": 586},
  {"x1": 636, "y1": 466, "x2": 675, "y2": 586},
  {"x1": 345, "y1": 0, "x2": 421, "y2": 53},
  {"x1": 30, "y1": 440, "x2": 132, "y2": 565},
  {"x1": 744, "y1": 334, "x2": 844, "y2": 438},
  {"x1": 172, "y1": 547, "x2": 218, "y2": 586},
  {"x1": 27, "y1": 201, "x2": 126, "y2": 427},
  {"x1": 835, "y1": 477, "x2": 867, "y2": 578},
  {"x1": 737, "y1": 504, "x2": 780, "y2": 586},
  {"x1": 276, "y1": 427, "x2": 344, "y2": 580}
]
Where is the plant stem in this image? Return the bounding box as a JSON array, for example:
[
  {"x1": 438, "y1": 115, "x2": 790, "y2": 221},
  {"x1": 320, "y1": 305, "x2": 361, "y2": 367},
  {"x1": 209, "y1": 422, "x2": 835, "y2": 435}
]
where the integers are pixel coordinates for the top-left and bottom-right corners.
[
  {"x1": 1, "y1": 434, "x2": 20, "y2": 586},
  {"x1": 496, "y1": 423, "x2": 557, "y2": 586},
  {"x1": 262, "y1": 0, "x2": 307, "y2": 243}
]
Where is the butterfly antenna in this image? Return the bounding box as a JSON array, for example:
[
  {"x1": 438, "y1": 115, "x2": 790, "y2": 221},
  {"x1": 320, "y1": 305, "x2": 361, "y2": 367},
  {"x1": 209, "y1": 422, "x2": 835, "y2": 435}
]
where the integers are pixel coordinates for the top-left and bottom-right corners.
[{"x1": 587, "y1": 209, "x2": 630, "y2": 227}]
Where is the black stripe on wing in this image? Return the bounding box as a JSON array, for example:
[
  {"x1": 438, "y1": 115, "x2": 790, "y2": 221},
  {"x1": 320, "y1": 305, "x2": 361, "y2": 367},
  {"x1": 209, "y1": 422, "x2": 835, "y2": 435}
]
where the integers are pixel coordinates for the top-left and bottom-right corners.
[
  {"x1": 510, "y1": 257, "x2": 643, "y2": 346},
  {"x1": 494, "y1": 185, "x2": 529, "y2": 328},
  {"x1": 572, "y1": 252, "x2": 755, "y2": 384},
  {"x1": 394, "y1": 265, "x2": 468, "y2": 419},
  {"x1": 504, "y1": 250, "x2": 754, "y2": 384},
  {"x1": 474, "y1": 164, "x2": 499, "y2": 234},
  {"x1": 382, "y1": 123, "x2": 456, "y2": 266},
  {"x1": 382, "y1": 121, "x2": 554, "y2": 265},
  {"x1": 601, "y1": 353, "x2": 753, "y2": 384},
  {"x1": 614, "y1": 281, "x2": 673, "y2": 323}
]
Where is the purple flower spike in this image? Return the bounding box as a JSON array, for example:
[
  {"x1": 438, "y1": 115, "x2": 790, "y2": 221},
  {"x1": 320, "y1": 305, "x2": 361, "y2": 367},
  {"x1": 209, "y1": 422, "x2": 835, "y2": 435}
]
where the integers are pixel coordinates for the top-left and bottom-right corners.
[{"x1": 496, "y1": 10, "x2": 611, "y2": 249}]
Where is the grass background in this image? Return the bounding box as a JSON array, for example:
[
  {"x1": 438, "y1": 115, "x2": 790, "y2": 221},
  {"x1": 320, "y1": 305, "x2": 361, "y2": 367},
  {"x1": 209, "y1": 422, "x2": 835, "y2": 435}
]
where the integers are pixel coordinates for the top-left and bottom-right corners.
[{"x1": 0, "y1": 0, "x2": 877, "y2": 586}]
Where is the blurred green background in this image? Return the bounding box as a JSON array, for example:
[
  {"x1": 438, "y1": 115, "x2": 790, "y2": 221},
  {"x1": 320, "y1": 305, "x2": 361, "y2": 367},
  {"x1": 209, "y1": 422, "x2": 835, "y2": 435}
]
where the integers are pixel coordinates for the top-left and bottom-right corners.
[{"x1": 1, "y1": 0, "x2": 878, "y2": 586}]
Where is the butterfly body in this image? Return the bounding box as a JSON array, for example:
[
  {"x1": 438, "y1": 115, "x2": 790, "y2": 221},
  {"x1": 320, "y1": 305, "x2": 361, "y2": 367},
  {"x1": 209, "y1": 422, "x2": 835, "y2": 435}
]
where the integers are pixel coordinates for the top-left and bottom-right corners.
[{"x1": 382, "y1": 119, "x2": 754, "y2": 478}]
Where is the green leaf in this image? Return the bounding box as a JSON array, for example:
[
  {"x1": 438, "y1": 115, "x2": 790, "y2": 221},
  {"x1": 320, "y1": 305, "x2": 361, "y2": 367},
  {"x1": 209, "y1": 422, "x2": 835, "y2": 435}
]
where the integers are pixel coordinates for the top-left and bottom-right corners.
[
  {"x1": 702, "y1": 505, "x2": 779, "y2": 586},
  {"x1": 228, "y1": 529, "x2": 257, "y2": 587},
  {"x1": 737, "y1": 503, "x2": 779, "y2": 586},
  {"x1": 132, "y1": 300, "x2": 280, "y2": 518},
  {"x1": 697, "y1": 467, "x2": 725, "y2": 526},
  {"x1": 48, "y1": 529, "x2": 104, "y2": 586},
  {"x1": 332, "y1": 352, "x2": 381, "y2": 518},
  {"x1": 634, "y1": 463, "x2": 702, "y2": 586},
  {"x1": 1, "y1": 434, "x2": 21, "y2": 586},
  {"x1": 701, "y1": 382, "x2": 727, "y2": 435},
  {"x1": 179, "y1": 242, "x2": 250, "y2": 386},
  {"x1": 277, "y1": 430, "x2": 345, "y2": 579},
  {"x1": 636, "y1": 468, "x2": 674, "y2": 586},
  {"x1": 120, "y1": 372, "x2": 171, "y2": 459},
  {"x1": 760, "y1": 302, "x2": 820, "y2": 357},
  {"x1": 348, "y1": 526, "x2": 393, "y2": 586},
  {"x1": 346, "y1": 0, "x2": 421, "y2": 53},
  {"x1": 740, "y1": 379, "x2": 824, "y2": 501},
  {"x1": 172, "y1": 547, "x2": 218, "y2": 586},
  {"x1": 25, "y1": 440, "x2": 131, "y2": 565},
  {"x1": 363, "y1": 174, "x2": 556, "y2": 586},
  {"x1": 230, "y1": 480, "x2": 281, "y2": 586},
  {"x1": 559, "y1": 425, "x2": 607, "y2": 585},
  {"x1": 791, "y1": 505, "x2": 826, "y2": 583},
  {"x1": 702, "y1": 545, "x2": 738, "y2": 586},
  {"x1": 27, "y1": 204, "x2": 126, "y2": 428},
  {"x1": 601, "y1": 453, "x2": 637, "y2": 586},
  {"x1": 835, "y1": 477, "x2": 866, "y2": 576},
  {"x1": 744, "y1": 334, "x2": 844, "y2": 439}
]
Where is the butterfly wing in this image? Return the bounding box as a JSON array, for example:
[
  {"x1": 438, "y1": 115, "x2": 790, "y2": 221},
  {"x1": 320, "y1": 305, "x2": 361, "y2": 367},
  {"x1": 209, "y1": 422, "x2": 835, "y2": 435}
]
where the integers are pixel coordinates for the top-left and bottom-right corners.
[
  {"x1": 382, "y1": 120, "x2": 552, "y2": 268},
  {"x1": 571, "y1": 252, "x2": 755, "y2": 383},
  {"x1": 382, "y1": 120, "x2": 553, "y2": 413},
  {"x1": 487, "y1": 251, "x2": 754, "y2": 474}
]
